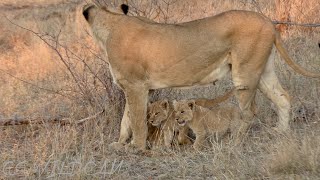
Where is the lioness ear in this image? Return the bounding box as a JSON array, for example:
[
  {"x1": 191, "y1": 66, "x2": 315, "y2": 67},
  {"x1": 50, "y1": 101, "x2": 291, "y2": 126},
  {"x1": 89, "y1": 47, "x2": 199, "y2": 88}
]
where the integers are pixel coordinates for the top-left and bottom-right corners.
[
  {"x1": 120, "y1": 4, "x2": 129, "y2": 15},
  {"x1": 83, "y1": 4, "x2": 96, "y2": 21},
  {"x1": 188, "y1": 100, "x2": 195, "y2": 110},
  {"x1": 160, "y1": 99, "x2": 169, "y2": 110}
]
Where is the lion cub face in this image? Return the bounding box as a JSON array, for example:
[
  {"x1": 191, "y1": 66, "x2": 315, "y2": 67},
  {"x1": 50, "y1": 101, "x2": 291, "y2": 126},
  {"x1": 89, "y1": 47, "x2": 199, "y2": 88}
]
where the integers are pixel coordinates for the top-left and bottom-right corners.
[
  {"x1": 147, "y1": 100, "x2": 170, "y2": 127},
  {"x1": 172, "y1": 100, "x2": 195, "y2": 126}
]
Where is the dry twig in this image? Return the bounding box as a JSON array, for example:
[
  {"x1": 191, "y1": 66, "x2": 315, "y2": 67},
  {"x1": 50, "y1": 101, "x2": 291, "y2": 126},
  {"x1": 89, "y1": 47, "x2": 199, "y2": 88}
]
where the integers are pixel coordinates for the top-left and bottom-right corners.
[{"x1": 0, "y1": 109, "x2": 105, "y2": 126}]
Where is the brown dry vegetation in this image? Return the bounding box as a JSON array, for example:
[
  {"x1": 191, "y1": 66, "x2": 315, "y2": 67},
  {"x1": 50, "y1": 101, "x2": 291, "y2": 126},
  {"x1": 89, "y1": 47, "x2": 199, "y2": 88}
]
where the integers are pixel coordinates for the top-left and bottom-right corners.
[{"x1": 0, "y1": 0, "x2": 319, "y2": 179}]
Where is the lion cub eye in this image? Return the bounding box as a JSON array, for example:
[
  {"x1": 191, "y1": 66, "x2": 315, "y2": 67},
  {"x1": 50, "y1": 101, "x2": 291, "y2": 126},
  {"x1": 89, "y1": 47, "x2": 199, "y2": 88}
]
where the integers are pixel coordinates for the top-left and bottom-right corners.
[
  {"x1": 180, "y1": 111, "x2": 185, "y2": 114},
  {"x1": 155, "y1": 112, "x2": 160, "y2": 116}
]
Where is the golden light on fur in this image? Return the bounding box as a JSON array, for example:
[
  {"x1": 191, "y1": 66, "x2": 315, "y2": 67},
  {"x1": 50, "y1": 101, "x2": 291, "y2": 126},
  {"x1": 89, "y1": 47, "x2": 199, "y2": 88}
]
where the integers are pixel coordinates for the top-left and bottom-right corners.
[{"x1": 83, "y1": 3, "x2": 319, "y2": 151}]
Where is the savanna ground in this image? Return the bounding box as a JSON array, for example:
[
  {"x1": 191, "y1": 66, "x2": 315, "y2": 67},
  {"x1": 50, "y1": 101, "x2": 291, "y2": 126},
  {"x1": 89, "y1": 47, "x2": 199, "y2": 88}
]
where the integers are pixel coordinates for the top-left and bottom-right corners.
[{"x1": 0, "y1": 0, "x2": 319, "y2": 179}]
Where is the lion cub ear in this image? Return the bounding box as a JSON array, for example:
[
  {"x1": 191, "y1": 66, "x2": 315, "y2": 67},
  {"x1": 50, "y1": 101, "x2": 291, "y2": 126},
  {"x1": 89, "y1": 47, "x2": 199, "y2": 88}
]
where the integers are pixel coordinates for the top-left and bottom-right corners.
[
  {"x1": 160, "y1": 99, "x2": 169, "y2": 110},
  {"x1": 187, "y1": 100, "x2": 195, "y2": 110},
  {"x1": 120, "y1": 4, "x2": 129, "y2": 15},
  {"x1": 172, "y1": 100, "x2": 178, "y2": 109},
  {"x1": 147, "y1": 102, "x2": 151, "y2": 111}
]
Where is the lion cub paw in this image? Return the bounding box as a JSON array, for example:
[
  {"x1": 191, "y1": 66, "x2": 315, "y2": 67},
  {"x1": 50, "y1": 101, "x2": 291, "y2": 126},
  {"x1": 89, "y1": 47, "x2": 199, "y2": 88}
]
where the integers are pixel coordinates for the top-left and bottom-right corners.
[
  {"x1": 192, "y1": 144, "x2": 204, "y2": 151},
  {"x1": 124, "y1": 143, "x2": 146, "y2": 154},
  {"x1": 108, "y1": 142, "x2": 125, "y2": 151},
  {"x1": 179, "y1": 138, "x2": 193, "y2": 145}
]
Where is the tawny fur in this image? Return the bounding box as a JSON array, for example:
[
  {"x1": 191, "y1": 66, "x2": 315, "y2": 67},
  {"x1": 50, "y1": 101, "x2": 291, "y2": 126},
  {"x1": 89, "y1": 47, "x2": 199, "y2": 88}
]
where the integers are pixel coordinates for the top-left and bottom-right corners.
[
  {"x1": 146, "y1": 89, "x2": 236, "y2": 148},
  {"x1": 173, "y1": 100, "x2": 242, "y2": 150},
  {"x1": 83, "y1": 4, "x2": 320, "y2": 151},
  {"x1": 147, "y1": 100, "x2": 191, "y2": 148}
]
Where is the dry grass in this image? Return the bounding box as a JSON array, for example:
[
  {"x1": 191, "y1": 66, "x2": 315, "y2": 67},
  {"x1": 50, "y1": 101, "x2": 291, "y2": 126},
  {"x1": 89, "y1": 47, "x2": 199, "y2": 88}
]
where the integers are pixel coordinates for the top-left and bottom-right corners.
[
  {"x1": 0, "y1": 0, "x2": 320, "y2": 179},
  {"x1": 268, "y1": 131, "x2": 320, "y2": 175}
]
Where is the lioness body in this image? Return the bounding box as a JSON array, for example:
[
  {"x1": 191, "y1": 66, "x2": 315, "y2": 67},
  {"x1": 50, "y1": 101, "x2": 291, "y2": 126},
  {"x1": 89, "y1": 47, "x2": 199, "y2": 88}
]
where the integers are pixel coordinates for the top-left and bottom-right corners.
[
  {"x1": 83, "y1": 5, "x2": 320, "y2": 151},
  {"x1": 173, "y1": 100, "x2": 241, "y2": 150}
]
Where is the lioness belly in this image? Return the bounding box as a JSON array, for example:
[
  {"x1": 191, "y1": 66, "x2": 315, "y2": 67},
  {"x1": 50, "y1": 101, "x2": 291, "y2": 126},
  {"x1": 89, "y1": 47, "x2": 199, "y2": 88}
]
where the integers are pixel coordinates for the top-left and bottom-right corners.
[
  {"x1": 150, "y1": 56, "x2": 230, "y2": 89},
  {"x1": 198, "y1": 63, "x2": 230, "y2": 85}
]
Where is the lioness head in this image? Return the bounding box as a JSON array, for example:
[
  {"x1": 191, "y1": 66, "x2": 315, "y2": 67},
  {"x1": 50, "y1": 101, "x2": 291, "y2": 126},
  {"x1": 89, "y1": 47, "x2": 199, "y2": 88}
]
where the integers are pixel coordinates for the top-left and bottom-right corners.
[
  {"x1": 82, "y1": 3, "x2": 130, "y2": 55},
  {"x1": 172, "y1": 100, "x2": 195, "y2": 126},
  {"x1": 147, "y1": 100, "x2": 170, "y2": 127},
  {"x1": 83, "y1": 3, "x2": 129, "y2": 22}
]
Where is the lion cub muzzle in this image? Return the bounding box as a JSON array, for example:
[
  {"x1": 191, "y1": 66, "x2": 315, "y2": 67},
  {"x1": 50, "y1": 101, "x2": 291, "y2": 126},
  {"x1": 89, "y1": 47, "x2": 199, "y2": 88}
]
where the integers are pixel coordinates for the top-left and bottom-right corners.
[
  {"x1": 175, "y1": 117, "x2": 187, "y2": 127},
  {"x1": 148, "y1": 119, "x2": 162, "y2": 127},
  {"x1": 147, "y1": 100, "x2": 170, "y2": 127},
  {"x1": 173, "y1": 100, "x2": 195, "y2": 127}
]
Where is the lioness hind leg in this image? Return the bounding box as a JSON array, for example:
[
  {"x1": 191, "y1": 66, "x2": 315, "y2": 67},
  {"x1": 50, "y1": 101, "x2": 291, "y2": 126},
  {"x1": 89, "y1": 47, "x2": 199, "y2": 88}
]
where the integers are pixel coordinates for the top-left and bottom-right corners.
[
  {"x1": 232, "y1": 87, "x2": 256, "y2": 143},
  {"x1": 232, "y1": 66, "x2": 261, "y2": 142},
  {"x1": 109, "y1": 102, "x2": 132, "y2": 151},
  {"x1": 258, "y1": 57, "x2": 291, "y2": 131},
  {"x1": 231, "y1": 54, "x2": 271, "y2": 142},
  {"x1": 231, "y1": 37, "x2": 275, "y2": 142}
]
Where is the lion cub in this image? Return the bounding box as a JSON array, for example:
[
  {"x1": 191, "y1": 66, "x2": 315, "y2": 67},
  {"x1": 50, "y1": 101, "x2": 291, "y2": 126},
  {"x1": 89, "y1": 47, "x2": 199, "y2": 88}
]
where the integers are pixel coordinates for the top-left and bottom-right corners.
[
  {"x1": 147, "y1": 100, "x2": 191, "y2": 148},
  {"x1": 173, "y1": 100, "x2": 241, "y2": 150}
]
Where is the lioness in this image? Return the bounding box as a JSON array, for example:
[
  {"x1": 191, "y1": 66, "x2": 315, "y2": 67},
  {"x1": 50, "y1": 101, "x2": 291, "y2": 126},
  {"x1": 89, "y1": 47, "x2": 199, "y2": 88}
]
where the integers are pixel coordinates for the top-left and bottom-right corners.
[
  {"x1": 82, "y1": 4, "x2": 320, "y2": 151},
  {"x1": 173, "y1": 100, "x2": 241, "y2": 150}
]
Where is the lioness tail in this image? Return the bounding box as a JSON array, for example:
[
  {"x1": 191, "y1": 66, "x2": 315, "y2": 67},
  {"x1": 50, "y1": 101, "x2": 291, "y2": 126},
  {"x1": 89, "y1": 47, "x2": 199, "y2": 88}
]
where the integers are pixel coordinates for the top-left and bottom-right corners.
[
  {"x1": 274, "y1": 32, "x2": 320, "y2": 78},
  {"x1": 195, "y1": 88, "x2": 235, "y2": 108}
]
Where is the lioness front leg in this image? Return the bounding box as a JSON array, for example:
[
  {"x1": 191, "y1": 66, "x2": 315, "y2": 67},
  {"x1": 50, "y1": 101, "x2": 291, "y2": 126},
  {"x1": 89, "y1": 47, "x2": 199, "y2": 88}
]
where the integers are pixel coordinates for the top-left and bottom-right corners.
[
  {"x1": 123, "y1": 87, "x2": 149, "y2": 151},
  {"x1": 109, "y1": 102, "x2": 132, "y2": 150},
  {"x1": 119, "y1": 106, "x2": 131, "y2": 144}
]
